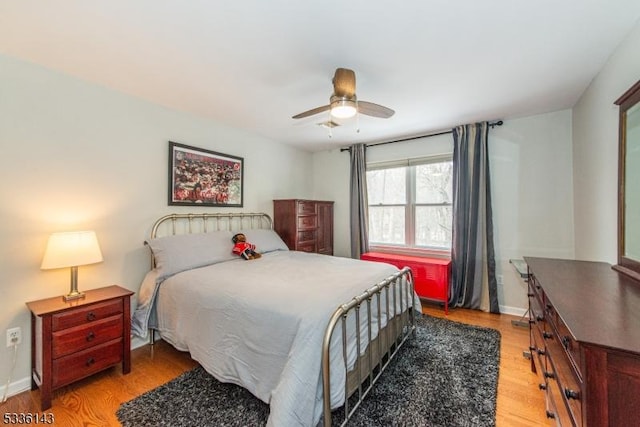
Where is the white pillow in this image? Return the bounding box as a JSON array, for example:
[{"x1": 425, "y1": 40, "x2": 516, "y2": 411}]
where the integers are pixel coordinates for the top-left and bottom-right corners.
[
  {"x1": 238, "y1": 229, "x2": 289, "y2": 253},
  {"x1": 146, "y1": 230, "x2": 235, "y2": 280}
]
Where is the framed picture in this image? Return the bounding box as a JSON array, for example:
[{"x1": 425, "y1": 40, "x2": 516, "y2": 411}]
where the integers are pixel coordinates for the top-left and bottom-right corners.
[{"x1": 168, "y1": 141, "x2": 244, "y2": 207}]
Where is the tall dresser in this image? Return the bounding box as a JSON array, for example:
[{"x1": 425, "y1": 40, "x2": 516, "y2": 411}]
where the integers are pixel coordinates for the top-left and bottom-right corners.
[
  {"x1": 273, "y1": 199, "x2": 334, "y2": 255},
  {"x1": 525, "y1": 257, "x2": 640, "y2": 426}
]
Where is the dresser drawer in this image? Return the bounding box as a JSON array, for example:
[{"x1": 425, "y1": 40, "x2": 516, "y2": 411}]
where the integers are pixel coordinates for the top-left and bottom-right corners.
[
  {"x1": 52, "y1": 339, "x2": 123, "y2": 388},
  {"x1": 544, "y1": 299, "x2": 560, "y2": 331},
  {"x1": 529, "y1": 289, "x2": 545, "y2": 323},
  {"x1": 297, "y1": 230, "x2": 316, "y2": 243},
  {"x1": 529, "y1": 280, "x2": 546, "y2": 313},
  {"x1": 297, "y1": 215, "x2": 317, "y2": 230},
  {"x1": 52, "y1": 299, "x2": 123, "y2": 331},
  {"x1": 548, "y1": 349, "x2": 583, "y2": 426},
  {"x1": 546, "y1": 374, "x2": 573, "y2": 426},
  {"x1": 297, "y1": 201, "x2": 316, "y2": 214},
  {"x1": 52, "y1": 315, "x2": 123, "y2": 359},
  {"x1": 531, "y1": 274, "x2": 544, "y2": 294},
  {"x1": 554, "y1": 314, "x2": 581, "y2": 378},
  {"x1": 297, "y1": 243, "x2": 316, "y2": 252},
  {"x1": 530, "y1": 321, "x2": 547, "y2": 362}
]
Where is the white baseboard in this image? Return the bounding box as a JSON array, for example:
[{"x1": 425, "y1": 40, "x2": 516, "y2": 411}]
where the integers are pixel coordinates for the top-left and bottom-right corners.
[
  {"x1": 1, "y1": 376, "x2": 31, "y2": 401},
  {"x1": 131, "y1": 335, "x2": 149, "y2": 350},
  {"x1": 499, "y1": 304, "x2": 528, "y2": 318}
]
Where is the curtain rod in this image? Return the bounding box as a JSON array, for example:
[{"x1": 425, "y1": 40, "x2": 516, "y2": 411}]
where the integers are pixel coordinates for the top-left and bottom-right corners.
[{"x1": 339, "y1": 120, "x2": 504, "y2": 152}]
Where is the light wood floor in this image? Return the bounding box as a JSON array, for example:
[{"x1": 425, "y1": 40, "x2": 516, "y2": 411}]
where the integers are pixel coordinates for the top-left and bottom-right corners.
[{"x1": 1, "y1": 306, "x2": 548, "y2": 426}]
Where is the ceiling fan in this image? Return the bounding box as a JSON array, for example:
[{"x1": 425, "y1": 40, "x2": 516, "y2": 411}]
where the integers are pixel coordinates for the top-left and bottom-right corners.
[{"x1": 292, "y1": 68, "x2": 395, "y2": 120}]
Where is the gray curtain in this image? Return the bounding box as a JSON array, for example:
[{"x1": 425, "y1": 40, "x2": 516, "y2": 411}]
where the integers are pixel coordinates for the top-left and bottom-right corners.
[
  {"x1": 451, "y1": 122, "x2": 499, "y2": 313},
  {"x1": 350, "y1": 143, "x2": 370, "y2": 259}
]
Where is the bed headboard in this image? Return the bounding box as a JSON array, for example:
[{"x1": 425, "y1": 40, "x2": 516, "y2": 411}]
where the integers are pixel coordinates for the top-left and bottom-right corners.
[{"x1": 150, "y1": 212, "x2": 273, "y2": 239}]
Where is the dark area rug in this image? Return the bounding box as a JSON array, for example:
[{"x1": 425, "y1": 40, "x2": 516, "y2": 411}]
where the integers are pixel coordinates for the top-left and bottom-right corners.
[{"x1": 117, "y1": 315, "x2": 500, "y2": 427}]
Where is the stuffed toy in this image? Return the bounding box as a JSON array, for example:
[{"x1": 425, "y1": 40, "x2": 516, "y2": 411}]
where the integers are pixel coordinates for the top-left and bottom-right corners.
[{"x1": 232, "y1": 233, "x2": 262, "y2": 260}]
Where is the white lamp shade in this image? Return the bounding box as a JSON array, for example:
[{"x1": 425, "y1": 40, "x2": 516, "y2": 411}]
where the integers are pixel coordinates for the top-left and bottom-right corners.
[{"x1": 41, "y1": 231, "x2": 103, "y2": 270}]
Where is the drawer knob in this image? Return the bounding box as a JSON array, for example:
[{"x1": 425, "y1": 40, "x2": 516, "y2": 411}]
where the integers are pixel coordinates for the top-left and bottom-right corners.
[
  {"x1": 539, "y1": 383, "x2": 547, "y2": 390},
  {"x1": 543, "y1": 371, "x2": 555, "y2": 379},
  {"x1": 536, "y1": 315, "x2": 544, "y2": 321},
  {"x1": 86, "y1": 331, "x2": 95, "y2": 342},
  {"x1": 87, "y1": 312, "x2": 96, "y2": 321},
  {"x1": 542, "y1": 331, "x2": 553, "y2": 339},
  {"x1": 561, "y1": 336, "x2": 571, "y2": 349},
  {"x1": 546, "y1": 410, "x2": 556, "y2": 419},
  {"x1": 527, "y1": 293, "x2": 534, "y2": 297},
  {"x1": 564, "y1": 388, "x2": 580, "y2": 400},
  {"x1": 537, "y1": 348, "x2": 546, "y2": 356},
  {"x1": 86, "y1": 357, "x2": 95, "y2": 367}
]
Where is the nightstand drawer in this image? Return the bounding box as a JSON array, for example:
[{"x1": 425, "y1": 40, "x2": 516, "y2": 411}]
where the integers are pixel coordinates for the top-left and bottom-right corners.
[
  {"x1": 52, "y1": 299, "x2": 123, "y2": 331},
  {"x1": 52, "y1": 315, "x2": 123, "y2": 358},
  {"x1": 52, "y1": 339, "x2": 123, "y2": 388}
]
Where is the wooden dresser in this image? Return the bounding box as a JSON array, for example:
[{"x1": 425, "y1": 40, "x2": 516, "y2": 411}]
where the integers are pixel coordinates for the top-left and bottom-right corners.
[
  {"x1": 273, "y1": 199, "x2": 334, "y2": 255},
  {"x1": 525, "y1": 257, "x2": 640, "y2": 426},
  {"x1": 26, "y1": 285, "x2": 133, "y2": 410}
]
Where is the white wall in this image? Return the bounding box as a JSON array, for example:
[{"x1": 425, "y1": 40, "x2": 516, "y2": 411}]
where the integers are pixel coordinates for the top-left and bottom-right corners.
[
  {"x1": 490, "y1": 111, "x2": 575, "y2": 312},
  {"x1": 0, "y1": 54, "x2": 313, "y2": 396},
  {"x1": 313, "y1": 110, "x2": 575, "y2": 314},
  {"x1": 573, "y1": 19, "x2": 640, "y2": 262}
]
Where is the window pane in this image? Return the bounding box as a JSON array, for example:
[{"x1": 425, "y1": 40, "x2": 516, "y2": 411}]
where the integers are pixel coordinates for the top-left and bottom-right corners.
[
  {"x1": 367, "y1": 167, "x2": 406, "y2": 205},
  {"x1": 368, "y1": 206, "x2": 405, "y2": 245},
  {"x1": 415, "y1": 161, "x2": 453, "y2": 204},
  {"x1": 415, "y1": 206, "x2": 452, "y2": 248}
]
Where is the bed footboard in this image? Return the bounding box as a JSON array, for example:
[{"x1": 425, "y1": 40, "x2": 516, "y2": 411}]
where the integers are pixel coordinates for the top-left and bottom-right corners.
[{"x1": 321, "y1": 267, "x2": 416, "y2": 427}]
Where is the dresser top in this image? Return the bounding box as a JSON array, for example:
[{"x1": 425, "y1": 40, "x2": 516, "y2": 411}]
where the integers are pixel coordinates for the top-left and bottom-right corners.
[
  {"x1": 524, "y1": 257, "x2": 640, "y2": 354},
  {"x1": 273, "y1": 199, "x2": 334, "y2": 203}
]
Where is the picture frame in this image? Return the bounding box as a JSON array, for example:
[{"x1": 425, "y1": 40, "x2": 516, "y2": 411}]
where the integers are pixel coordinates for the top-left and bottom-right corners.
[{"x1": 168, "y1": 141, "x2": 244, "y2": 207}]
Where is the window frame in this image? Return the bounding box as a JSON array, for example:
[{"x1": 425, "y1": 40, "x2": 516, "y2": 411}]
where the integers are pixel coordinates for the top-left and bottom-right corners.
[{"x1": 367, "y1": 154, "x2": 453, "y2": 257}]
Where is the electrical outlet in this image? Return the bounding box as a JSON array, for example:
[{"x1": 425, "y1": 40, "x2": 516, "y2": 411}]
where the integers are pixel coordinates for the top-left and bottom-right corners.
[
  {"x1": 6, "y1": 327, "x2": 21, "y2": 347},
  {"x1": 496, "y1": 274, "x2": 504, "y2": 285}
]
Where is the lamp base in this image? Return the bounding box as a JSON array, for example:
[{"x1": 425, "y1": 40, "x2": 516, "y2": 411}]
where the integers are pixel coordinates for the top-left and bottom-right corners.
[
  {"x1": 64, "y1": 266, "x2": 85, "y2": 302},
  {"x1": 63, "y1": 291, "x2": 85, "y2": 302}
]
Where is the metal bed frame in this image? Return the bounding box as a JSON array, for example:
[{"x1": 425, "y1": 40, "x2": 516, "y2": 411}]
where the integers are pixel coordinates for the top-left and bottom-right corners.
[
  {"x1": 147, "y1": 212, "x2": 417, "y2": 427},
  {"x1": 322, "y1": 268, "x2": 416, "y2": 427}
]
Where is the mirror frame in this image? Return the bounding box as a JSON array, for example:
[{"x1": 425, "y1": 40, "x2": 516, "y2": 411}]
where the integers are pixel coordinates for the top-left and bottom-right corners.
[{"x1": 614, "y1": 79, "x2": 640, "y2": 282}]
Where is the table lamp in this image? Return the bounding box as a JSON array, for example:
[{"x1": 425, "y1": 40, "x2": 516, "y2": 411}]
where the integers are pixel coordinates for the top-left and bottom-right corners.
[{"x1": 41, "y1": 230, "x2": 103, "y2": 301}]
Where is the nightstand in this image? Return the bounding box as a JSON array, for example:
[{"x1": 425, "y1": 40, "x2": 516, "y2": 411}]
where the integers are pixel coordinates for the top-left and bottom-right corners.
[{"x1": 26, "y1": 285, "x2": 134, "y2": 410}]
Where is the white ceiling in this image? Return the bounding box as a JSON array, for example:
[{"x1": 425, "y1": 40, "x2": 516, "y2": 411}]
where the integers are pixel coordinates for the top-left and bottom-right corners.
[{"x1": 2, "y1": 1, "x2": 640, "y2": 152}]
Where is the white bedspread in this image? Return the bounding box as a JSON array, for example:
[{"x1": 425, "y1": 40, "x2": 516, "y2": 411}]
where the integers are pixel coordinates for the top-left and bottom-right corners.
[{"x1": 139, "y1": 251, "x2": 420, "y2": 427}]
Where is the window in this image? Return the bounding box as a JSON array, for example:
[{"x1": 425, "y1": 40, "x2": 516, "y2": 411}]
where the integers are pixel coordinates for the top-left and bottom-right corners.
[{"x1": 367, "y1": 156, "x2": 453, "y2": 251}]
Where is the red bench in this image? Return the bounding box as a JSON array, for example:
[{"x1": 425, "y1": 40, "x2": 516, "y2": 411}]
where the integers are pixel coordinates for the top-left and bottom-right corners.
[{"x1": 361, "y1": 252, "x2": 451, "y2": 314}]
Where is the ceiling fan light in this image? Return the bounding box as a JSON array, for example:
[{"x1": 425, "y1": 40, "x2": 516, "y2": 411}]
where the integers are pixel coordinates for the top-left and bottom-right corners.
[{"x1": 330, "y1": 99, "x2": 357, "y2": 119}]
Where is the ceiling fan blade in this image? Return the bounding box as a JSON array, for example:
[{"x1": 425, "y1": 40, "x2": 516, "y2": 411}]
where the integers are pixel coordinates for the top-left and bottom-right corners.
[
  {"x1": 292, "y1": 104, "x2": 330, "y2": 119},
  {"x1": 333, "y1": 68, "x2": 356, "y2": 98},
  {"x1": 358, "y1": 101, "x2": 395, "y2": 118}
]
